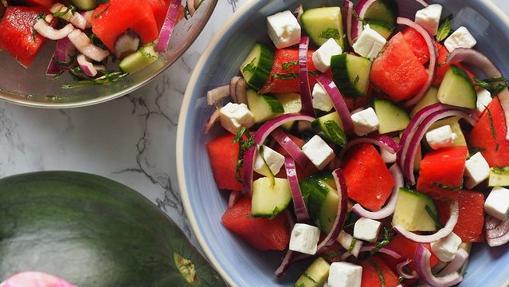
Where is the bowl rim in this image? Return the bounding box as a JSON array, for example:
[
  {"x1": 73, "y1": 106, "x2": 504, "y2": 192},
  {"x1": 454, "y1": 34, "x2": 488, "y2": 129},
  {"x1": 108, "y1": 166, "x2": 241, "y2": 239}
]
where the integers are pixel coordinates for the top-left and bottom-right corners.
[
  {"x1": 0, "y1": 0, "x2": 218, "y2": 109},
  {"x1": 177, "y1": 0, "x2": 509, "y2": 286}
]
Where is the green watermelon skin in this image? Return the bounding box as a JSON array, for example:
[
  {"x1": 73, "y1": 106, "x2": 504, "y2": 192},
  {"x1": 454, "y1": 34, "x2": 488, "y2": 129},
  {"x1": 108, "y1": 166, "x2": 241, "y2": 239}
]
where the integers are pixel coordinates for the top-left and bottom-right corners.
[{"x1": 0, "y1": 172, "x2": 226, "y2": 287}]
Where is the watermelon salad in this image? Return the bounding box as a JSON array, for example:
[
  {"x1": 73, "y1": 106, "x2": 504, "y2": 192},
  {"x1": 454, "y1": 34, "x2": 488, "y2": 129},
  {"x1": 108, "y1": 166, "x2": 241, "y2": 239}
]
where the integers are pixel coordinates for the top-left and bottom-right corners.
[
  {"x1": 204, "y1": 0, "x2": 509, "y2": 286},
  {"x1": 0, "y1": 0, "x2": 198, "y2": 88}
]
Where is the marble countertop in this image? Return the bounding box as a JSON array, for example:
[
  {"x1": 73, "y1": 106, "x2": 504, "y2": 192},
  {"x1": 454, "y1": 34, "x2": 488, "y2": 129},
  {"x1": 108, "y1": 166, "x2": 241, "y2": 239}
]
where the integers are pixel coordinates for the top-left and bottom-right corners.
[{"x1": 0, "y1": 0, "x2": 244, "y2": 239}]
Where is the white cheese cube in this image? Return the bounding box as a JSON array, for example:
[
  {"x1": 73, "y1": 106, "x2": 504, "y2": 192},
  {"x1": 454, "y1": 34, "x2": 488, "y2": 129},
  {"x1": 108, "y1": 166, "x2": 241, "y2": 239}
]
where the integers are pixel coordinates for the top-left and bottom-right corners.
[
  {"x1": 328, "y1": 262, "x2": 362, "y2": 287},
  {"x1": 351, "y1": 108, "x2": 380, "y2": 136},
  {"x1": 312, "y1": 38, "x2": 343, "y2": 72},
  {"x1": 219, "y1": 103, "x2": 255, "y2": 134},
  {"x1": 444, "y1": 26, "x2": 477, "y2": 52},
  {"x1": 465, "y1": 152, "x2": 490, "y2": 189},
  {"x1": 302, "y1": 135, "x2": 335, "y2": 170},
  {"x1": 476, "y1": 89, "x2": 493, "y2": 113},
  {"x1": 381, "y1": 149, "x2": 397, "y2": 164},
  {"x1": 254, "y1": 145, "x2": 285, "y2": 177},
  {"x1": 485, "y1": 187, "x2": 509, "y2": 221},
  {"x1": 425, "y1": 125, "x2": 458, "y2": 150},
  {"x1": 353, "y1": 218, "x2": 382, "y2": 243},
  {"x1": 415, "y1": 4, "x2": 443, "y2": 36},
  {"x1": 337, "y1": 231, "x2": 363, "y2": 258},
  {"x1": 430, "y1": 232, "x2": 462, "y2": 262},
  {"x1": 267, "y1": 10, "x2": 301, "y2": 49},
  {"x1": 289, "y1": 223, "x2": 321, "y2": 255},
  {"x1": 312, "y1": 83, "x2": 334, "y2": 112},
  {"x1": 352, "y1": 25, "x2": 387, "y2": 60}
]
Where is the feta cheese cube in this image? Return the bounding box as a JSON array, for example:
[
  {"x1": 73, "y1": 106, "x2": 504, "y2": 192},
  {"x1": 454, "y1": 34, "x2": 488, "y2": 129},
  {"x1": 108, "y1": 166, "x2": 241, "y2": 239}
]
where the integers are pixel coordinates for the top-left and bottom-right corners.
[
  {"x1": 302, "y1": 135, "x2": 335, "y2": 170},
  {"x1": 337, "y1": 231, "x2": 363, "y2": 257},
  {"x1": 351, "y1": 108, "x2": 380, "y2": 136},
  {"x1": 328, "y1": 262, "x2": 362, "y2": 287},
  {"x1": 425, "y1": 125, "x2": 458, "y2": 150},
  {"x1": 254, "y1": 145, "x2": 285, "y2": 177},
  {"x1": 312, "y1": 83, "x2": 334, "y2": 112},
  {"x1": 289, "y1": 223, "x2": 321, "y2": 255},
  {"x1": 219, "y1": 103, "x2": 255, "y2": 134},
  {"x1": 485, "y1": 187, "x2": 509, "y2": 221},
  {"x1": 353, "y1": 218, "x2": 382, "y2": 243},
  {"x1": 352, "y1": 25, "x2": 387, "y2": 60},
  {"x1": 267, "y1": 11, "x2": 301, "y2": 49},
  {"x1": 444, "y1": 26, "x2": 477, "y2": 52},
  {"x1": 415, "y1": 4, "x2": 443, "y2": 36},
  {"x1": 381, "y1": 148, "x2": 397, "y2": 164},
  {"x1": 430, "y1": 232, "x2": 462, "y2": 262},
  {"x1": 465, "y1": 152, "x2": 490, "y2": 189},
  {"x1": 312, "y1": 38, "x2": 343, "y2": 72},
  {"x1": 476, "y1": 89, "x2": 492, "y2": 113}
]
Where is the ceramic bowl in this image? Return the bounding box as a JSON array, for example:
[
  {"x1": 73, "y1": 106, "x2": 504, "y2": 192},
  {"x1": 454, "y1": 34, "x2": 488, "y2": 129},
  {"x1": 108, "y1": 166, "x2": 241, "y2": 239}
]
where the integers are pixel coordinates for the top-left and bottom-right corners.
[{"x1": 177, "y1": 0, "x2": 509, "y2": 286}]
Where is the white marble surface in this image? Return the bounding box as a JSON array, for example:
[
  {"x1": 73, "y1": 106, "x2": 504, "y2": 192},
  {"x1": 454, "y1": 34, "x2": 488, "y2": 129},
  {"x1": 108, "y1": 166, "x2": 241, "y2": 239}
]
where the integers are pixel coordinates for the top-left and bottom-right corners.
[{"x1": 0, "y1": 0, "x2": 244, "y2": 239}]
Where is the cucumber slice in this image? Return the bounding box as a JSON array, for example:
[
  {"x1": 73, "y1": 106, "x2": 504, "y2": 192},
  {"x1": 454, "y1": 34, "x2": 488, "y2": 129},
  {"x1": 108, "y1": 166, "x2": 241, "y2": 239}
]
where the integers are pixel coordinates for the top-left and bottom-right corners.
[
  {"x1": 301, "y1": 7, "x2": 344, "y2": 48},
  {"x1": 312, "y1": 112, "x2": 346, "y2": 146},
  {"x1": 240, "y1": 43, "x2": 274, "y2": 91},
  {"x1": 251, "y1": 177, "x2": 291, "y2": 218},
  {"x1": 429, "y1": 117, "x2": 467, "y2": 147},
  {"x1": 119, "y1": 45, "x2": 159, "y2": 73},
  {"x1": 300, "y1": 174, "x2": 339, "y2": 233},
  {"x1": 489, "y1": 167, "x2": 509, "y2": 187},
  {"x1": 247, "y1": 90, "x2": 284, "y2": 123},
  {"x1": 411, "y1": 87, "x2": 439, "y2": 117},
  {"x1": 71, "y1": 0, "x2": 96, "y2": 10},
  {"x1": 365, "y1": 20, "x2": 394, "y2": 39},
  {"x1": 275, "y1": 93, "x2": 302, "y2": 129},
  {"x1": 363, "y1": 0, "x2": 398, "y2": 25},
  {"x1": 437, "y1": 65, "x2": 477, "y2": 109},
  {"x1": 295, "y1": 257, "x2": 330, "y2": 287},
  {"x1": 331, "y1": 54, "x2": 372, "y2": 98},
  {"x1": 374, "y1": 99, "x2": 410, "y2": 134},
  {"x1": 392, "y1": 188, "x2": 438, "y2": 232}
]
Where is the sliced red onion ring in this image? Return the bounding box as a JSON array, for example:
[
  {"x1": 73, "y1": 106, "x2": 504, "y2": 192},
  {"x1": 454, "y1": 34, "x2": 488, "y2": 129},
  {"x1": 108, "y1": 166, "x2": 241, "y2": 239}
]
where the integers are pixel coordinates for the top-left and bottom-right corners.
[
  {"x1": 46, "y1": 56, "x2": 64, "y2": 76},
  {"x1": 395, "y1": 200, "x2": 459, "y2": 243},
  {"x1": 397, "y1": 259, "x2": 418, "y2": 280},
  {"x1": 82, "y1": 11, "x2": 94, "y2": 28},
  {"x1": 275, "y1": 249, "x2": 295, "y2": 277},
  {"x1": 68, "y1": 30, "x2": 110, "y2": 62},
  {"x1": 69, "y1": 12, "x2": 87, "y2": 30},
  {"x1": 0, "y1": 271, "x2": 76, "y2": 287},
  {"x1": 156, "y1": 0, "x2": 181, "y2": 53},
  {"x1": 34, "y1": 19, "x2": 74, "y2": 40},
  {"x1": 77, "y1": 54, "x2": 99, "y2": 77},
  {"x1": 55, "y1": 37, "x2": 76, "y2": 64},
  {"x1": 415, "y1": 244, "x2": 463, "y2": 287},
  {"x1": 115, "y1": 32, "x2": 140, "y2": 59},
  {"x1": 438, "y1": 248, "x2": 469, "y2": 277},
  {"x1": 207, "y1": 85, "x2": 230, "y2": 106},
  {"x1": 298, "y1": 36, "x2": 315, "y2": 117},
  {"x1": 397, "y1": 17, "x2": 437, "y2": 107},
  {"x1": 352, "y1": 0, "x2": 377, "y2": 43},
  {"x1": 242, "y1": 146, "x2": 257, "y2": 195},
  {"x1": 51, "y1": 4, "x2": 88, "y2": 30},
  {"x1": 228, "y1": 191, "x2": 241, "y2": 208},
  {"x1": 317, "y1": 168, "x2": 349, "y2": 252},
  {"x1": 272, "y1": 128, "x2": 308, "y2": 168},
  {"x1": 340, "y1": 135, "x2": 400, "y2": 158},
  {"x1": 284, "y1": 157, "x2": 310, "y2": 222},
  {"x1": 448, "y1": 48, "x2": 509, "y2": 140},
  {"x1": 486, "y1": 215, "x2": 509, "y2": 247},
  {"x1": 204, "y1": 109, "x2": 221, "y2": 133},
  {"x1": 360, "y1": 246, "x2": 402, "y2": 259},
  {"x1": 343, "y1": 0, "x2": 354, "y2": 47},
  {"x1": 316, "y1": 75, "x2": 354, "y2": 134},
  {"x1": 235, "y1": 78, "x2": 248, "y2": 105},
  {"x1": 229, "y1": 76, "x2": 241, "y2": 103},
  {"x1": 187, "y1": 0, "x2": 196, "y2": 16},
  {"x1": 352, "y1": 164, "x2": 403, "y2": 220}
]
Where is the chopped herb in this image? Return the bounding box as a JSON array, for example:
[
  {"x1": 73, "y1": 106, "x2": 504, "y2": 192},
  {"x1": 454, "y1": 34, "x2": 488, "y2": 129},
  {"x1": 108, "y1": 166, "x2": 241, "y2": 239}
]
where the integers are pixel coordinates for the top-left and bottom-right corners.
[
  {"x1": 491, "y1": 167, "x2": 509, "y2": 175},
  {"x1": 52, "y1": 5, "x2": 76, "y2": 18},
  {"x1": 242, "y1": 57, "x2": 257, "y2": 73},
  {"x1": 62, "y1": 71, "x2": 128, "y2": 89},
  {"x1": 272, "y1": 73, "x2": 299, "y2": 80},
  {"x1": 425, "y1": 205, "x2": 443, "y2": 229},
  {"x1": 234, "y1": 127, "x2": 255, "y2": 182},
  {"x1": 475, "y1": 77, "x2": 509, "y2": 95},
  {"x1": 353, "y1": 75, "x2": 360, "y2": 86},
  {"x1": 348, "y1": 238, "x2": 358, "y2": 253},
  {"x1": 436, "y1": 15, "x2": 453, "y2": 42},
  {"x1": 282, "y1": 60, "x2": 299, "y2": 70},
  {"x1": 370, "y1": 227, "x2": 393, "y2": 255},
  {"x1": 486, "y1": 106, "x2": 500, "y2": 151},
  {"x1": 343, "y1": 211, "x2": 359, "y2": 229},
  {"x1": 319, "y1": 28, "x2": 340, "y2": 40},
  {"x1": 370, "y1": 260, "x2": 385, "y2": 287},
  {"x1": 432, "y1": 182, "x2": 462, "y2": 191},
  {"x1": 323, "y1": 120, "x2": 347, "y2": 147},
  {"x1": 93, "y1": 4, "x2": 110, "y2": 18}
]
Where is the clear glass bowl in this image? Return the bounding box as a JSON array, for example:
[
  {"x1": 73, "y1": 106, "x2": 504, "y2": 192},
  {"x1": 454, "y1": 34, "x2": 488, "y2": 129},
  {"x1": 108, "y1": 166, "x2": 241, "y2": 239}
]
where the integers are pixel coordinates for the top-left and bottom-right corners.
[{"x1": 0, "y1": 0, "x2": 217, "y2": 108}]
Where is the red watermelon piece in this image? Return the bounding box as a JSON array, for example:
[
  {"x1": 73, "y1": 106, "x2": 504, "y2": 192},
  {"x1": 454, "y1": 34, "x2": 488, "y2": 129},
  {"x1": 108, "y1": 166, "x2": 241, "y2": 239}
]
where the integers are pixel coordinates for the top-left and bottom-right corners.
[
  {"x1": 344, "y1": 144, "x2": 395, "y2": 211},
  {"x1": 207, "y1": 134, "x2": 243, "y2": 192},
  {"x1": 402, "y1": 27, "x2": 430, "y2": 65},
  {"x1": 370, "y1": 33, "x2": 429, "y2": 102},
  {"x1": 361, "y1": 257, "x2": 399, "y2": 287},
  {"x1": 222, "y1": 197, "x2": 290, "y2": 251},
  {"x1": 470, "y1": 97, "x2": 509, "y2": 167},
  {"x1": 432, "y1": 42, "x2": 476, "y2": 87},
  {"x1": 384, "y1": 235, "x2": 440, "y2": 269}
]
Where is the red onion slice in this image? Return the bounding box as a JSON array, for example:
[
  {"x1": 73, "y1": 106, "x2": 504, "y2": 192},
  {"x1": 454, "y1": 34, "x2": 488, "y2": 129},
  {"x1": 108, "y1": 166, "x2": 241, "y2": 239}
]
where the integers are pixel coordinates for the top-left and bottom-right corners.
[
  {"x1": 397, "y1": 17, "x2": 437, "y2": 107},
  {"x1": 341, "y1": 135, "x2": 400, "y2": 158},
  {"x1": 156, "y1": 0, "x2": 181, "y2": 53},
  {"x1": 46, "y1": 55, "x2": 63, "y2": 76},
  {"x1": 360, "y1": 246, "x2": 402, "y2": 259},
  {"x1": 115, "y1": 32, "x2": 140, "y2": 59},
  {"x1": 55, "y1": 37, "x2": 76, "y2": 64},
  {"x1": 415, "y1": 244, "x2": 463, "y2": 287},
  {"x1": 228, "y1": 191, "x2": 241, "y2": 208},
  {"x1": 395, "y1": 200, "x2": 459, "y2": 243},
  {"x1": 438, "y1": 248, "x2": 469, "y2": 277},
  {"x1": 82, "y1": 11, "x2": 94, "y2": 28},
  {"x1": 397, "y1": 259, "x2": 418, "y2": 280},
  {"x1": 351, "y1": 164, "x2": 403, "y2": 220},
  {"x1": 204, "y1": 108, "x2": 221, "y2": 133},
  {"x1": 207, "y1": 85, "x2": 230, "y2": 106},
  {"x1": 486, "y1": 215, "x2": 509, "y2": 247},
  {"x1": 242, "y1": 146, "x2": 257, "y2": 195},
  {"x1": 0, "y1": 272, "x2": 76, "y2": 287},
  {"x1": 235, "y1": 78, "x2": 248, "y2": 105},
  {"x1": 353, "y1": 0, "x2": 377, "y2": 43},
  {"x1": 187, "y1": 0, "x2": 196, "y2": 16},
  {"x1": 272, "y1": 129, "x2": 308, "y2": 168},
  {"x1": 448, "y1": 48, "x2": 509, "y2": 140},
  {"x1": 343, "y1": 0, "x2": 354, "y2": 47},
  {"x1": 68, "y1": 30, "x2": 110, "y2": 62},
  {"x1": 34, "y1": 19, "x2": 74, "y2": 40},
  {"x1": 284, "y1": 157, "x2": 310, "y2": 222},
  {"x1": 229, "y1": 76, "x2": 241, "y2": 103},
  {"x1": 77, "y1": 54, "x2": 99, "y2": 77},
  {"x1": 275, "y1": 249, "x2": 295, "y2": 277},
  {"x1": 298, "y1": 36, "x2": 315, "y2": 117},
  {"x1": 316, "y1": 75, "x2": 354, "y2": 134}
]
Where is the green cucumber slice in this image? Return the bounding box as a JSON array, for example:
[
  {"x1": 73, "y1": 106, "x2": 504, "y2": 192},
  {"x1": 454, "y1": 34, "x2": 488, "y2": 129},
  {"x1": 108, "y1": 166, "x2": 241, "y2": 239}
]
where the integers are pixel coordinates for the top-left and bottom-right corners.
[
  {"x1": 251, "y1": 177, "x2": 291, "y2": 218},
  {"x1": 301, "y1": 7, "x2": 344, "y2": 48},
  {"x1": 331, "y1": 54, "x2": 372, "y2": 98},
  {"x1": 411, "y1": 87, "x2": 439, "y2": 117},
  {"x1": 312, "y1": 112, "x2": 346, "y2": 146},
  {"x1": 276, "y1": 93, "x2": 302, "y2": 129},
  {"x1": 365, "y1": 20, "x2": 395, "y2": 39},
  {"x1": 437, "y1": 65, "x2": 477, "y2": 109},
  {"x1": 429, "y1": 117, "x2": 467, "y2": 147},
  {"x1": 247, "y1": 90, "x2": 284, "y2": 123},
  {"x1": 374, "y1": 99, "x2": 410, "y2": 134},
  {"x1": 363, "y1": 0, "x2": 398, "y2": 25},
  {"x1": 392, "y1": 188, "x2": 438, "y2": 232},
  {"x1": 300, "y1": 174, "x2": 339, "y2": 233},
  {"x1": 119, "y1": 45, "x2": 159, "y2": 73},
  {"x1": 240, "y1": 43, "x2": 274, "y2": 91},
  {"x1": 71, "y1": 0, "x2": 96, "y2": 10},
  {"x1": 295, "y1": 257, "x2": 330, "y2": 287},
  {"x1": 489, "y1": 167, "x2": 509, "y2": 187}
]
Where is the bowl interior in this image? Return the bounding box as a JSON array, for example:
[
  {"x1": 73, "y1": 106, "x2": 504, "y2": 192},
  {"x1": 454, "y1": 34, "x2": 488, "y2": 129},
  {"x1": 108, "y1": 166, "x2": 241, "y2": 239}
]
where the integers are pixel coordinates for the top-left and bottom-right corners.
[
  {"x1": 0, "y1": 0, "x2": 217, "y2": 108},
  {"x1": 178, "y1": 0, "x2": 509, "y2": 286}
]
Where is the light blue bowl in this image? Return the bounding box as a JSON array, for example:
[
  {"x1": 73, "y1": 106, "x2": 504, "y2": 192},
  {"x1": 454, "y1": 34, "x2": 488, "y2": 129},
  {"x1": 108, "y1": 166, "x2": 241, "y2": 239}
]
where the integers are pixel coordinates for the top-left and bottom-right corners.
[{"x1": 177, "y1": 0, "x2": 509, "y2": 286}]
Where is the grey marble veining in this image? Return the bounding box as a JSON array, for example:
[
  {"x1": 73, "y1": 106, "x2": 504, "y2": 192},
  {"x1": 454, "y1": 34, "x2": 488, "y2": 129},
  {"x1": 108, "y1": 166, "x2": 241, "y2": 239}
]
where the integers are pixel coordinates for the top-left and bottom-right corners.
[{"x1": 0, "y1": 0, "x2": 244, "y2": 239}]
